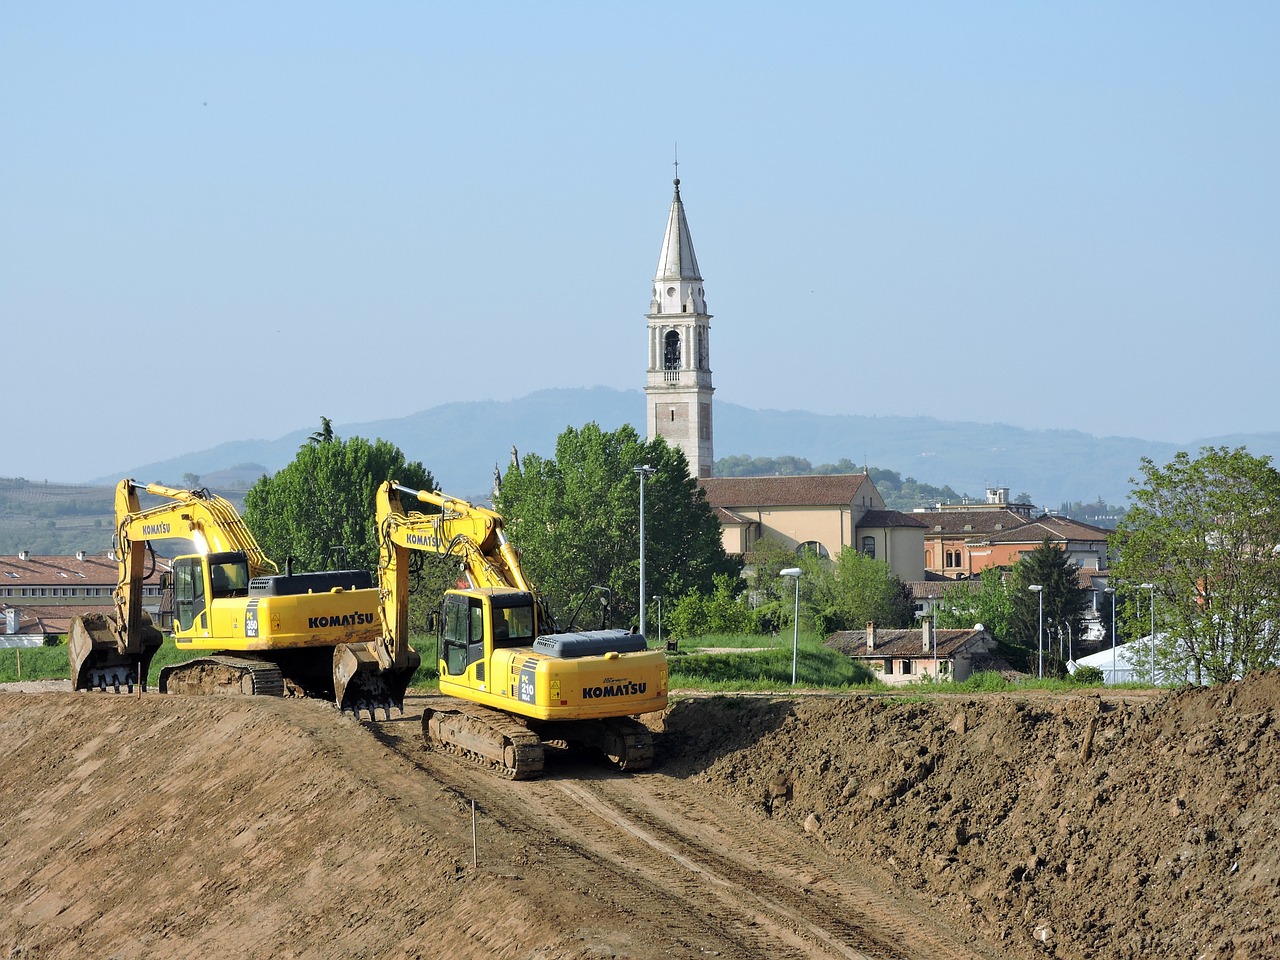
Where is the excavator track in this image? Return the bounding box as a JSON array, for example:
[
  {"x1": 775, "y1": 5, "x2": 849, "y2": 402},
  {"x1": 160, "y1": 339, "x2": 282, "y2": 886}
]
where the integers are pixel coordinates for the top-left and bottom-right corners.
[
  {"x1": 159, "y1": 655, "x2": 286, "y2": 698},
  {"x1": 422, "y1": 697, "x2": 545, "y2": 781},
  {"x1": 535, "y1": 716, "x2": 655, "y2": 772}
]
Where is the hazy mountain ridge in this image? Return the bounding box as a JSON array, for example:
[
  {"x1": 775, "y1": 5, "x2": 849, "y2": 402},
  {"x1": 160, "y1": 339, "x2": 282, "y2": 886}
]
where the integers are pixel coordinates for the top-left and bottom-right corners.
[{"x1": 80, "y1": 387, "x2": 1280, "y2": 508}]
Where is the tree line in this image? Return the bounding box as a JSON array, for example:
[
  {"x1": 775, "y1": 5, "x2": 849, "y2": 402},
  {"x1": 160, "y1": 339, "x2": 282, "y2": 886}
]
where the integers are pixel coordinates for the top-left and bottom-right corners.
[{"x1": 205, "y1": 422, "x2": 1280, "y2": 686}]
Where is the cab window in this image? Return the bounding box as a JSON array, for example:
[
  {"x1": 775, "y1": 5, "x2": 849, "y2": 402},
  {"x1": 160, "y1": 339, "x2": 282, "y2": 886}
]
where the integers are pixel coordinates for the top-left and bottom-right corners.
[{"x1": 492, "y1": 604, "x2": 535, "y2": 646}]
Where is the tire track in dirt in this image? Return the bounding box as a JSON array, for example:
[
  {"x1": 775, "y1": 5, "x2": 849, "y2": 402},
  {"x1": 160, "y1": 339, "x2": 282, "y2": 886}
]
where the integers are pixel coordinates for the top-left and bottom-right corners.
[{"x1": 377, "y1": 697, "x2": 1003, "y2": 960}]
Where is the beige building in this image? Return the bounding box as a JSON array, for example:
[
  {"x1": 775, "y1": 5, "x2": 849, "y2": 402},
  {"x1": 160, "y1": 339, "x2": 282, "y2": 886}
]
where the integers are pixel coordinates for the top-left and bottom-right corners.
[{"x1": 700, "y1": 474, "x2": 926, "y2": 582}]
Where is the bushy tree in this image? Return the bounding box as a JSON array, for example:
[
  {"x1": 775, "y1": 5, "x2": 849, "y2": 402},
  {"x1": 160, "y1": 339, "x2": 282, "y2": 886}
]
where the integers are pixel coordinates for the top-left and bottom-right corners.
[
  {"x1": 242, "y1": 424, "x2": 434, "y2": 573},
  {"x1": 935, "y1": 567, "x2": 1016, "y2": 642},
  {"x1": 495, "y1": 423, "x2": 740, "y2": 628},
  {"x1": 1112, "y1": 446, "x2": 1280, "y2": 684},
  {"x1": 665, "y1": 574, "x2": 751, "y2": 640},
  {"x1": 803, "y1": 547, "x2": 914, "y2": 635}
]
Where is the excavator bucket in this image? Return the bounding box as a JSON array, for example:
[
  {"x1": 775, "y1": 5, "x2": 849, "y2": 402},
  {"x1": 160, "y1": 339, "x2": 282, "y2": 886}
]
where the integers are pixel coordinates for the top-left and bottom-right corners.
[
  {"x1": 333, "y1": 641, "x2": 421, "y2": 721},
  {"x1": 69, "y1": 612, "x2": 164, "y2": 693}
]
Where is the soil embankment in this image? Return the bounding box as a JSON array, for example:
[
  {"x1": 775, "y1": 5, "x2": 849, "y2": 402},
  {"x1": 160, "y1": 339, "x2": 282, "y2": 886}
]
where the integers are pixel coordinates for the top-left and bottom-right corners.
[{"x1": 2, "y1": 675, "x2": 1277, "y2": 959}]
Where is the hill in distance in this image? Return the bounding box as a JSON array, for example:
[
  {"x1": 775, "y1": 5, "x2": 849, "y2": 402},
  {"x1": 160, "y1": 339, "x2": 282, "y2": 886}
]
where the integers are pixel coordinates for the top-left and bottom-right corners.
[{"x1": 88, "y1": 387, "x2": 1280, "y2": 509}]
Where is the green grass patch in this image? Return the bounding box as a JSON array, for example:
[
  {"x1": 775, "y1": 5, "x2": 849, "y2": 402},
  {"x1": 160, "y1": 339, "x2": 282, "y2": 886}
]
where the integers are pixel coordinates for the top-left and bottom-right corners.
[
  {"x1": 668, "y1": 631, "x2": 877, "y2": 690},
  {"x1": 0, "y1": 645, "x2": 69, "y2": 683}
]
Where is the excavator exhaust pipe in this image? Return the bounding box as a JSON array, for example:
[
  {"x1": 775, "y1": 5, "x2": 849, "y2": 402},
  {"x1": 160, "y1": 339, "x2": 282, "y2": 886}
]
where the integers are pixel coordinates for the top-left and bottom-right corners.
[
  {"x1": 334, "y1": 641, "x2": 421, "y2": 721},
  {"x1": 69, "y1": 612, "x2": 164, "y2": 693}
]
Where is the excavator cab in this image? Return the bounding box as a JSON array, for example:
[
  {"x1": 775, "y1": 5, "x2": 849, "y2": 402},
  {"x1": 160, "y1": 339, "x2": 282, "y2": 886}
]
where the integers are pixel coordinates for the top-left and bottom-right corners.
[
  {"x1": 441, "y1": 590, "x2": 538, "y2": 679},
  {"x1": 170, "y1": 551, "x2": 251, "y2": 635}
]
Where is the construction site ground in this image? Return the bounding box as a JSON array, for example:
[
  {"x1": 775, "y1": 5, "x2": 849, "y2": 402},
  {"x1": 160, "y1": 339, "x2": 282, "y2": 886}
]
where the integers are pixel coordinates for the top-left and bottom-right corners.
[{"x1": 2, "y1": 673, "x2": 1277, "y2": 960}]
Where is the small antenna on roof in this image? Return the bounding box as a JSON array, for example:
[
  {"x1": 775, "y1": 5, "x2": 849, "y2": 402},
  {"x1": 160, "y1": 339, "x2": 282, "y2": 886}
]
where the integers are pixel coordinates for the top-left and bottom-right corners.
[{"x1": 673, "y1": 143, "x2": 679, "y2": 184}]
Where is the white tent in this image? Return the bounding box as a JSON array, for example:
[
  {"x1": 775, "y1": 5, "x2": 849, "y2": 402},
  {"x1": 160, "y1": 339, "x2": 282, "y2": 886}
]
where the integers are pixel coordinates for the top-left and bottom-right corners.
[{"x1": 1068, "y1": 640, "x2": 1151, "y2": 685}]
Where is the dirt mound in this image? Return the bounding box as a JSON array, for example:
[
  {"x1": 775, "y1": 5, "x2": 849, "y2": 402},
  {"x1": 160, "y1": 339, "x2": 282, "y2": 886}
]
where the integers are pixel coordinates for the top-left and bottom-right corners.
[
  {"x1": 660, "y1": 679, "x2": 1280, "y2": 959},
  {"x1": 0, "y1": 694, "x2": 629, "y2": 960},
  {"x1": 4, "y1": 677, "x2": 1278, "y2": 959}
]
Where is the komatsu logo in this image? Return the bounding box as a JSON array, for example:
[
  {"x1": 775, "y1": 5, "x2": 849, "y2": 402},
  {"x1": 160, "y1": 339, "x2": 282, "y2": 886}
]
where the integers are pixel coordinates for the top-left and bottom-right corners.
[
  {"x1": 582, "y1": 681, "x2": 647, "y2": 699},
  {"x1": 308, "y1": 612, "x2": 374, "y2": 629},
  {"x1": 406, "y1": 532, "x2": 443, "y2": 549},
  {"x1": 142, "y1": 522, "x2": 171, "y2": 536}
]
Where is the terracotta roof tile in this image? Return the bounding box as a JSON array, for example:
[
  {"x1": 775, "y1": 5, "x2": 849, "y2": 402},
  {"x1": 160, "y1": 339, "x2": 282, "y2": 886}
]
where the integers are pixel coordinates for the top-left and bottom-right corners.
[
  {"x1": 0, "y1": 553, "x2": 162, "y2": 586},
  {"x1": 981, "y1": 515, "x2": 1111, "y2": 545},
  {"x1": 858, "y1": 509, "x2": 928, "y2": 529},
  {"x1": 825, "y1": 627, "x2": 992, "y2": 659},
  {"x1": 913, "y1": 509, "x2": 1030, "y2": 537},
  {"x1": 700, "y1": 474, "x2": 872, "y2": 508}
]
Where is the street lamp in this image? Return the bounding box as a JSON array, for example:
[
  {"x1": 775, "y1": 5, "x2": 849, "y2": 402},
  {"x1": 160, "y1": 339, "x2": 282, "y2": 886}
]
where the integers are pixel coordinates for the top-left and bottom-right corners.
[
  {"x1": 1104, "y1": 587, "x2": 1116, "y2": 684},
  {"x1": 1028, "y1": 584, "x2": 1044, "y2": 678},
  {"x1": 1140, "y1": 582, "x2": 1156, "y2": 685},
  {"x1": 634, "y1": 465, "x2": 655, "y2": 637},
  {"x1": 780, "y1": 567, "x2": 802, "y2": 685}
]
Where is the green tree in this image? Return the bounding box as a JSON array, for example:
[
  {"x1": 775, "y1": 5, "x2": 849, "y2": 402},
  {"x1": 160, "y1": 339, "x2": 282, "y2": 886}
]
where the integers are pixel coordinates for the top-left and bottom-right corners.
[
  {"x1": 1112, "y1": 446, "x2": 1280, "y2": 684},
  {"x1": 308, "y1": 416, "x2": 336, "y2": 446},
  {"x1": 495, "y1": 422, "x2": 740, "y2": 629},
  {"x1": 665, "y1": 574, "x2": 751, "y2": 640},
  {"x1": 803, "y1": 547, "x2": 914, "y2": 635},
  {"x1": 243, "y1": 431, "x2": 434, "y2": 573},
  {"x1": 935, "y1": 567, "x2": 1016, "y2": 643},
  {"x1": 1008, "y1": 540, "x2": 1088, "y2": 676}
]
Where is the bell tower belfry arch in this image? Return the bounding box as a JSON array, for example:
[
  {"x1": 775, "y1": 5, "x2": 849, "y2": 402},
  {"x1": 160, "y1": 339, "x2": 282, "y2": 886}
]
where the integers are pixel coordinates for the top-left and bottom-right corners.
[{"x1": 645, "y1": 177, "x2": 713, "y2": 479}]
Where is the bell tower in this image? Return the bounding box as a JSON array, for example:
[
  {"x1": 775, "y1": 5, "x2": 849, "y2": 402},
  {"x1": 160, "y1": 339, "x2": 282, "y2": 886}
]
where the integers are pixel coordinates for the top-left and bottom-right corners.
[{"x1": 645, "y1": 177, "x2": 714, "y2": 479}]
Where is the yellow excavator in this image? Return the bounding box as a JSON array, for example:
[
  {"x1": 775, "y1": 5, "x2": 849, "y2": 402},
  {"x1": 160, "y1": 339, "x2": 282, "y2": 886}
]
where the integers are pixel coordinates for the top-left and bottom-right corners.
[
  {"x1": 358, "y1": 480, "x2": 668, "y2": 779},
  {"x1": 70, "y1": 479, "x2": 419, "y2": 714}
]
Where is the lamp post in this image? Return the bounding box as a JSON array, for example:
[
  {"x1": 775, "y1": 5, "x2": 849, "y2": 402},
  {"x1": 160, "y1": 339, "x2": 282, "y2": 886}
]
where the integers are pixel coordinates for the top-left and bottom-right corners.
[
  {"x1": 655, "y1": 596, "x2": 662, "y2": 649},
  {"x1": 780, "y1": 567, "x2": 802, "y2": 685},
  {"x1": 1104, "y1": 587, "x2": 1116, "y2": 684},
  {"x1": 1028, "y1": 584, "x2": 1044, "y2": 678},
  {"x1": 634, "y1": 465, "x2": 655, "y2": 637},
  {"x1": 1140, "y1": 582, "x2": 1156, "y2": 684}
]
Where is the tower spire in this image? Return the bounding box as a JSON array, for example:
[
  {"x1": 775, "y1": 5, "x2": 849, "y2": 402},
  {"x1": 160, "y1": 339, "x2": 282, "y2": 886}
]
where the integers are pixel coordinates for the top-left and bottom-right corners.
[{"x1": 644, "y1": 173, "x2": 714, "y2": 480}]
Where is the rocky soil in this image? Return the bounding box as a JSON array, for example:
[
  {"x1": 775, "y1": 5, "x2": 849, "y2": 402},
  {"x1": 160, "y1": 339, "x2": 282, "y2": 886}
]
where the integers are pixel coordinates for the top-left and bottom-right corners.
[{"x1": 2, "y1": 674, "x2": 1277, "y2": 959}]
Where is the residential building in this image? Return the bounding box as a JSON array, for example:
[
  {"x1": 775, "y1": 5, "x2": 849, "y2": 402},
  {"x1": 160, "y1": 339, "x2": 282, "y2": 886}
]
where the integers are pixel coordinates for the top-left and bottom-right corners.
[
  {"x1": 918, "y1": 507, "x2": 1034, "y2": 579},
  {"x1": 826, "y1": 619, "x2": 999, "y2": 685},
  {"x1": 971, "y1": 515, "x2": 1113, "y2": 573},
  {"x1": 0, "y1": 551, "x2": 165, "y2": 641}
]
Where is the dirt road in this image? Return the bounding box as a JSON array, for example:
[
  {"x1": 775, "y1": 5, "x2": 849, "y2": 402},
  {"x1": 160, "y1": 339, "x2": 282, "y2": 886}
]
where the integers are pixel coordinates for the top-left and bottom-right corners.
[{"x1": 2, "y1": 675, "x2": 1277, "y2": 959}]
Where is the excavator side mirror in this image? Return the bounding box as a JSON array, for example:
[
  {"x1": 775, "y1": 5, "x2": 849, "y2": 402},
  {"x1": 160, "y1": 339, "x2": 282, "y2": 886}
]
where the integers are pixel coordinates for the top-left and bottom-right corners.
[{"x1": 425, "y1": 611, "x2": 440, "y2": 633}]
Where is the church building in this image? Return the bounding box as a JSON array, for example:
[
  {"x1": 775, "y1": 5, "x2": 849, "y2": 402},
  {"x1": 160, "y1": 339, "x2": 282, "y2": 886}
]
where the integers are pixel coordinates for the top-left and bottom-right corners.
[{"x1": 642, "y1": 176, "x2": 924, "y2": 584}]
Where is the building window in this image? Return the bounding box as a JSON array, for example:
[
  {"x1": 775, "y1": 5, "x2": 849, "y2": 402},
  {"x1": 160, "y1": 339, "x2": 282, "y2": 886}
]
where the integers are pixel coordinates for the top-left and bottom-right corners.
[
  {"x1": 796, "y1": 541, "x2": 830, "y2": 559},
  {"x1": 861, "y1": 536, "x2": 876, "y2": 558},
  {"x1": 883, "y1": 659, "x2": 893, "y2": 674},
  {"x1": 901, "y1": 660, "x2": 913, "y2": 675}
]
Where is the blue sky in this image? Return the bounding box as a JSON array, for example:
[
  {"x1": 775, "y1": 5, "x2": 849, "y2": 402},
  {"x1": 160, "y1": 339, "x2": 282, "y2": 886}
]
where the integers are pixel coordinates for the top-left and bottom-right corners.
[{"x1": 3, "y1": 2, "x2": 1277, "y2": 482}]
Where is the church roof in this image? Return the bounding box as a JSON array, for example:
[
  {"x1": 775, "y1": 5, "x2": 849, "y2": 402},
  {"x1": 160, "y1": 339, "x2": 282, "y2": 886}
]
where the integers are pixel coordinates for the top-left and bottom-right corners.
[
  {"x1": 654, "y1": 179, "x2": 702, "y2": 282},
  {"x1": 700, "y1": 474, "x2": 873, "y2": 509}
]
